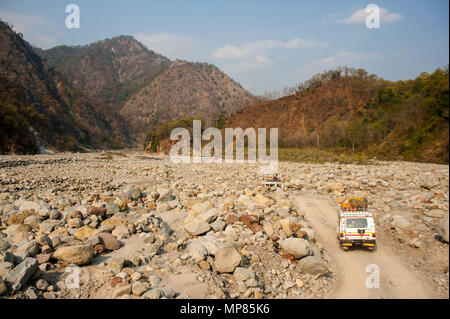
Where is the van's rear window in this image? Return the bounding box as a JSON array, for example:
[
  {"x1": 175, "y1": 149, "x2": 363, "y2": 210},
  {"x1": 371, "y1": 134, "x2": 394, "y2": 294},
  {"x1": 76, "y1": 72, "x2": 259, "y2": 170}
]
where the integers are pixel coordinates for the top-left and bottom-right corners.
[{"x1": 346, "y1": 218, "x2": 367, "y2": 228}]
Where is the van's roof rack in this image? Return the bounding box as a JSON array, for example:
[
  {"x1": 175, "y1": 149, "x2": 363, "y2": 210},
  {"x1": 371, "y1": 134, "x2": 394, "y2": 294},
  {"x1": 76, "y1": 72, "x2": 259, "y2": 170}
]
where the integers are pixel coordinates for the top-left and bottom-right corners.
[{"x1": 339, "y1": 210, "x2": 372, "y2": 218}]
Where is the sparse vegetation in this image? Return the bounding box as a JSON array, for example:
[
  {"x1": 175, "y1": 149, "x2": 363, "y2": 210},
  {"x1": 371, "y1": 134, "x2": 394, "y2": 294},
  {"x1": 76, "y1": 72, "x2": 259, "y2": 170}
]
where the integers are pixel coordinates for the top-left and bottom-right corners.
[
  {"x1": 228, "y1": 67, "x2": 449, "y2": 164},
  {"x1": 0, "y1": 21, "x2": 132, "y2": 154},
  {"x1": 37, "y1": 35, "x2": 171, "y2": 108},
  {"x1": 278, "y1": 147, "x2": 371, "y2": 164},
  {"x1": 143, "y1": 117, "x2": 199, "y2": 152}
]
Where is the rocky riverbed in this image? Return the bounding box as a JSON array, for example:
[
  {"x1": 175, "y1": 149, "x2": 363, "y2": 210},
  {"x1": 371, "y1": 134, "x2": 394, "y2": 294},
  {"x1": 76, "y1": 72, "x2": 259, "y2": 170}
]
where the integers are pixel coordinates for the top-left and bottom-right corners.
[{"x1": 0, "y1": 151, "x2": 448, "y2": 299}]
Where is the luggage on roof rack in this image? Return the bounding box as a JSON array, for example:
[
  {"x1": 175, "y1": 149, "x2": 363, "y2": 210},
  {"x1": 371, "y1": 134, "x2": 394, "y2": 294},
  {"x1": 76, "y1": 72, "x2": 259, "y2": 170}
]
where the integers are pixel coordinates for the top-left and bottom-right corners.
[
  {"x1": 341, "y1": 197, "x2": 368, "y2": 211},
  {"x1": 349, "y1": 197, "x2": 368, "y2": 209}
]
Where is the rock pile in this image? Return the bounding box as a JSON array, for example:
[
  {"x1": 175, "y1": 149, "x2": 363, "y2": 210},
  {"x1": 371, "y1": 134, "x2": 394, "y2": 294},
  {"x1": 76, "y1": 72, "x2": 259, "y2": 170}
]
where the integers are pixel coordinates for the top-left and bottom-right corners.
[{"x1": 0, "y1": 152, "x2": 447, "y2": 298}]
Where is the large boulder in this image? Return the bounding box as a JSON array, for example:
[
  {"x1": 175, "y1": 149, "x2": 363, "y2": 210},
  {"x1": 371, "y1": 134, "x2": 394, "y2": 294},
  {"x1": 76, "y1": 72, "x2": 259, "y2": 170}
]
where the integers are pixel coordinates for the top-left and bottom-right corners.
[
  {"x1": 156, "y1": 188, "x2": 174, "y2": 202},
  {"x1": 0, "y1": 261, "x2": 14, "y2": 279},
  {"x1": 108, "y1": 257, "x2": 126, "y2": 272},
  {"x1": 132, "y1": 281, "x2": 147, "y2": 296},
  {"x1": 425, "y1": 209, "x2": 446, "y2": 218},
  {"x1": 0, "y1": 277, "x2": 7, "y2": 296},
  {"x1": 74, "y1": 226, "x2": 99, "y2": 241},
  {"x1": 253, "y1": 194, "x2": 273, "y2": 207},
  {"x1": 198, "y1": 208, "x2": 218, "y2": 224},
  {"x1": 23, "y1": 215, "x2": 42, "y2": 229},
  {"x1": 262, "y1": 221, "x2": 275, "y2": 237},
  {"x1": 101, "y1": 217, "x2": 127, "y2": 228},
  {"x1": 198, "y1": 237, "x2": 220, "y2": 256},
  {"x1": 326, "y1": 182, "x2": 345, "y2": 193},
  {"x1": 14, "y1": 199, "x2": 50, "y2": 215},
  {"x1": 191, "y1": 201, "x2": 213, "y2": 215},
  {"x1": 239, "y1": 214, "x2": 263, "y2": 233},
  {"x1": 437, "y1": 213, "x2": 449, "y2": 243},
  {"x1": 0, "y1": 251, "x2": 15, "y2": 264},
  {"x1": 125, "y1": 186, "x2": 141, "y2": 201},
  {"x1": 105, "y1": 203, "x2": 121, "y2": 215},
  {"x1": 210, "y1": 220, "x2": 226, "y2": 232},
  {"x1": 87, "y1": 206, "x2": 106, "y2": 217},
  {"x1": 391, "y1": 215, "x2": 412, "y2": 231},
  {"x1": 302, "y1": 228, "x2": 316, "y2": 242},
  {"x1": 233, "y1": 267, "x2": 255, "y2": 282},
  {"x1": 279, "y1": 238, "x2": 310, "y2": 258},
  {"x1": 16, "y1": 240, "x2": 40, "y2": 257},
  {"x1": 186, "y1": 241, "x2": 208, "y2": 262},
  {"x1": 0, "y1": 239, "x2": 11, "y2": 252},
  {"x1": 112, "y1": 283, "x2": 132, "y2": 298},
  {"x1": 112, "y1": 225, "x2": 130, "y2": 238},
  {"x1": 7, "y1": 211, "x2": 36, "y2": 225},
  {"x1": 295, "y1": 256, "x2": 329, "y2": 276},
  {"x1": 184, "y1": 220, "x2": 211, "y2": 236},
  {"x1": 97, "y1": 232, "x2": 120, "y2": 250},
  {"x1": 53, "y1": 244, "x2": 94, "y2": 266},
  {"x1": 279, "y1": 217, "x2": 301, "y2": 237},
  {"x1": 7, "y1": 257, "x2": 38, "y2": 290},
  {"x1": 214, "y1": 244, "x2": 242, "y2": 273}
]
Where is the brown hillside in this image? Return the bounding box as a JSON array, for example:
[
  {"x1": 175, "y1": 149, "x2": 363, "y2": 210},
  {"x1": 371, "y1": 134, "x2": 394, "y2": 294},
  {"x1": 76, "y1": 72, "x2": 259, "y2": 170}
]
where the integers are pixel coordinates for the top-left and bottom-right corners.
[
  {"x1": 225, "y1": 67, "x2": 449, "y2": 163},
  {"x1": 37, "y1": 36, "x2": 171, "y2": 108},
  {"x1": 0, "y1": 20, "x2": 132, "y2": 153},
  {"x1": 121, "y1": 60, "x2": 260, "y2": 143},
  {"x1": 226, "y1": 69, "x2": 383, "y2": 147}
]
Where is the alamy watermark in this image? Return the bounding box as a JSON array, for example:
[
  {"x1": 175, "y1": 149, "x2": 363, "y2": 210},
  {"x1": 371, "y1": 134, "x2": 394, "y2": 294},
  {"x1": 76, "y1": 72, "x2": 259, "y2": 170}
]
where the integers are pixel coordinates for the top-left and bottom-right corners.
[
  {"x1": 365, "y1": 4, "x2": 380, "y2": 29},
  {"x1": 365, "y1": 264, "x2": 380, "y2": 288},
  {"x1": 65, "y1": 264, "x2": 81, "y2": 289},
  {"x1": 169, "y1": 120, "x2": 278, "y2": 175},
  {"x1": 65, "y1": 4, "x2": 80, "y2": 29}
]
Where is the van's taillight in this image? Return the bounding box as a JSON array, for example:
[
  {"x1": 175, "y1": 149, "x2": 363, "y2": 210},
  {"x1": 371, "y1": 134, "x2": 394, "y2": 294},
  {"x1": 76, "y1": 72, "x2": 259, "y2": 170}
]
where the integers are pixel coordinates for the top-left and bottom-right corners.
[
  {"x1": 372, "y1": 233, "x2": 376, "y2": 238},
  {"x1": 340, "y1": 233, "x2": 344, "y2": 238}
]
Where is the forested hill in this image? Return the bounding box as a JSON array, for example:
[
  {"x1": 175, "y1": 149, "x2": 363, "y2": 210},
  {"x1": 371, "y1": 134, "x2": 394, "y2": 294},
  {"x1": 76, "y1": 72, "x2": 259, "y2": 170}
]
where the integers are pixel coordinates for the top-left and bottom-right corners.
[
  {"x1": 1, "y1": 21, "x2": 258, "y2": 153},
  {"x1": 37, "y1": 37, "x2": 259, "y2": 143},
  {"x1": 0, "y1": 20, "x2": 132, "y2": 153},
  {"x1": 37, "y1": 36, "x2": 171, "y2": 108},
  {"x1": 225, "y1": 67, "x2": 449, "y2": 164}
]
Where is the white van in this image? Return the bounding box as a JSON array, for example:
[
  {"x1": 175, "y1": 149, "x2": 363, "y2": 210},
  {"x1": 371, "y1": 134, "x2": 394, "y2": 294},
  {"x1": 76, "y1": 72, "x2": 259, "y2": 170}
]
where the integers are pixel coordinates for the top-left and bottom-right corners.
[{"x1": 337, "y1": 205, "x2": 376, "y2": 250}]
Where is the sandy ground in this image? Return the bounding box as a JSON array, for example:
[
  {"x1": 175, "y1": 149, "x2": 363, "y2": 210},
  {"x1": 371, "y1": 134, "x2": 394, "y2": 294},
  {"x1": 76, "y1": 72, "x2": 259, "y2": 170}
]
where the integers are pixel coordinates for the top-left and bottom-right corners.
[{"x1": 294, "y1": 195, "x2": 444, "y2": 299}]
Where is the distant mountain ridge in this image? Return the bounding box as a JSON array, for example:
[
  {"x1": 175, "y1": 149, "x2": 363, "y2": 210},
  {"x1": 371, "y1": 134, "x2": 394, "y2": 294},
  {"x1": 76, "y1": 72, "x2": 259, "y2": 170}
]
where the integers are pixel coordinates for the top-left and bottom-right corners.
[
  {"x1": 36, "y1": 35, "x2": 260, "y2": 143},
  {"x1": 120, "y1": 60, "x2": 259, "y2": 142},
  {"x1": 1, "y1": 21, "x2": 259, "y2": 153},
  {"x1": 37, "y1": 36, "x2": 171, "y2": 108},
  {"x1": 0, "y1": 20, "x2": 132, "y2": 153}
]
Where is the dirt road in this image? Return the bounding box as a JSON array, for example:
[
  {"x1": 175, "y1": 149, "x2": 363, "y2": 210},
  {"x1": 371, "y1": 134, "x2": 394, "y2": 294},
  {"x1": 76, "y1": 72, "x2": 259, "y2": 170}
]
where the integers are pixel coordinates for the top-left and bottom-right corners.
[{"x1": 294, "y1": 195, "x2": 441, "y2": 299}]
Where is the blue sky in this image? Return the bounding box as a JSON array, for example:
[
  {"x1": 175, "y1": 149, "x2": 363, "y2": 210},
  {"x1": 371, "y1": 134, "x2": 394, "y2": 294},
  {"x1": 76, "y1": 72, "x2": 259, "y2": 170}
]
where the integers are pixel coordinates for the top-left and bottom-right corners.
[{"x1": 0, "y1": 0, "x2": 448, "y2": 95}]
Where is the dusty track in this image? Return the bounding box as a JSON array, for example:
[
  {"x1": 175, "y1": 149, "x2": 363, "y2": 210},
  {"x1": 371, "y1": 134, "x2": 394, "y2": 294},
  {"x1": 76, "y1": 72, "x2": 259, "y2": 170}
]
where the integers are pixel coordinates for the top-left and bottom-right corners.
[{"x1": 294, "y1": 195, "x2": 441, "y2": 299}]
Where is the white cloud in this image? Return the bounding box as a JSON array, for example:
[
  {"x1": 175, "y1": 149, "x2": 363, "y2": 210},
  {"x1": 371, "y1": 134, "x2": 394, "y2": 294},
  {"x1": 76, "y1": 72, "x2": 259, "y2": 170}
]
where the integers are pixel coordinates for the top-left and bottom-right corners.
[
  {"x1": 223, "y1": 56, "x2": 273, "y2": 73},
  {"x1": 0, "y1": 10, "x2": 58, "y2": 49},
  {"x1": 0, "y1": 10, "x2": 49, "y2": 33},
  {"x1": 301, "y1": 51, "x2": 380, "y2": 75},
  {"x1": 213, "y1": 37, "x2": 319, "y2": 73},
  {"x1": 212, "y1": 44, "x2": 251, "y2": 59},
  {"x1": 283, "y1": 38, "x2": 319, "y2": 49},
  {"x1": 339, "y1": 7, "x2": 402, "y2": 24},
  {"x1": 212, "y1": 37, "x2": 319, "y2": 59},
  {"x1": 135, "y1": 32, "x2": 200, "y2": 60}
]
